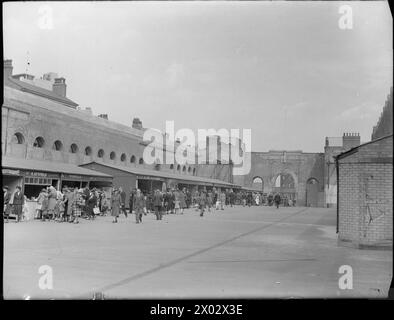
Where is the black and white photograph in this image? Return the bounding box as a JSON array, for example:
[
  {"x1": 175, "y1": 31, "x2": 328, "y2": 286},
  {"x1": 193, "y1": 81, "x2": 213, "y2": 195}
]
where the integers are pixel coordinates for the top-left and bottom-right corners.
[{"x1": 2, "y1": 0, "x2": 393, "y2": 303}]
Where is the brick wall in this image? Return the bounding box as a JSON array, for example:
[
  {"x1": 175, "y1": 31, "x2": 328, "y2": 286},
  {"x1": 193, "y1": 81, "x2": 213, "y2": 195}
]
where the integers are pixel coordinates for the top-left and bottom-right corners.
[{"x1": 338, "y1": 135, "x2": 393, "y2": 247}]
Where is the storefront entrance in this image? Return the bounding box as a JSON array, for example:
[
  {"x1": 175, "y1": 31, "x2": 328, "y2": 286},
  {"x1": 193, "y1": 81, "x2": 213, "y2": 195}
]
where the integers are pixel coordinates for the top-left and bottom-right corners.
[
  {"x1": 2, "y1": 170, "x2": 23, "y2": 193},
  {"x1": 137, "y1": 178, "x2": 163, "y2": 194}
]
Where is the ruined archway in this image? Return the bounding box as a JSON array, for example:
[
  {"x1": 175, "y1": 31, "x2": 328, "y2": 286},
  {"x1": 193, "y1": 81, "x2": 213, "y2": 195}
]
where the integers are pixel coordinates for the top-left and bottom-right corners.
[{"x1": 271, "y1": 170, "x2": 298, "y2": 202}]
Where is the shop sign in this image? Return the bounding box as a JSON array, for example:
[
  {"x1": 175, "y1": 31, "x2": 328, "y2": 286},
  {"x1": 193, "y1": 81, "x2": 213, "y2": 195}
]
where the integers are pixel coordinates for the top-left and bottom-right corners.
[
  {"x1": 24, "y1": 171, "x2": 59, "y2": 178},
  {"x1": 88, "y1": 176, "x2": 113, "y2": 182},
  {"x1": 2, "y1": 169, "x2": 20, "y2": 176},
  {"x1": 61, "y1": 174, "x2": 83, "y2": 180},
  {"x1": 137, "y1": 175, "x2": 163, "y2": 181}
]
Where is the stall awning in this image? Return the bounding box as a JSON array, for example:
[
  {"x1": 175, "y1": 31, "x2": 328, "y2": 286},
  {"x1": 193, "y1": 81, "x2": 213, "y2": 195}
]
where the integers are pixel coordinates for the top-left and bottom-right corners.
[
  {"x1": 2, "y1": 157, "x2": 113, "y2": 180},
  {"x1": 242, "y1": 186, "x2": 264, "y2": 192},
  {"x1": 80, "y1": 161, "x2": 240, "y2": 188}
]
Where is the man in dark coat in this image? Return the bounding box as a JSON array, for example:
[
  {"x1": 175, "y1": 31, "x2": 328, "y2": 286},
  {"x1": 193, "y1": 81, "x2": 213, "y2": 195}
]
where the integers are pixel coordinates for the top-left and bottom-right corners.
[
  {"x1": 229, "y1": 190, "x2": 235, "y2": 207},
  {"x1": 119, "y1": 187, "x2": 127, "y2": 218},
  {"x1": 247, "y1": 192, "x2": 253, "y2": 207},
  {"x1": 129, "y1": 188, "x2": 136, "y2": 214},
  {"x1": 153, "y1": 190, "x2": 163, "y2": 220},
  {"x1": 168, "y1": 190, "x2": 175, "y2": 214},
  {"x1": 12, "y1": 186, "x2": 25, "y2": 222},
  {"x1": 274, "y1": 193, "x2": 281, "y2": 209},
  {"x1": 3, "y1": 186, "x2": 12, "y2": 223}
]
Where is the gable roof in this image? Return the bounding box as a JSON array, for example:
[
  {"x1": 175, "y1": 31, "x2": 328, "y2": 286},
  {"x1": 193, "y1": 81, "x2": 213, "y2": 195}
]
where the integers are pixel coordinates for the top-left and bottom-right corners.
[
  {"x1": 5, "y1": 76, "x2": 79, "y2": 108},
  {"x1": 335, "y1": 134, "x2": 393, "y2": 161}
]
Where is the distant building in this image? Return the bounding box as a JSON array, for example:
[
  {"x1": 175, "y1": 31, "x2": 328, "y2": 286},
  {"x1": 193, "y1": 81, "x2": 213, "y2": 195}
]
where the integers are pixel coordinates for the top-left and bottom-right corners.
[{"x1": 2, "y1": 59, "x2": 239, "y2": 205}]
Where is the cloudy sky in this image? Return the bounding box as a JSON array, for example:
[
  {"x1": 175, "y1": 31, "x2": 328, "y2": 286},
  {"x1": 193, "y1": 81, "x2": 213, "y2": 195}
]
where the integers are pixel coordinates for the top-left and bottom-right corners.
[{"x1": 3, "y1": 1, "x2": 392, "y2": 152}]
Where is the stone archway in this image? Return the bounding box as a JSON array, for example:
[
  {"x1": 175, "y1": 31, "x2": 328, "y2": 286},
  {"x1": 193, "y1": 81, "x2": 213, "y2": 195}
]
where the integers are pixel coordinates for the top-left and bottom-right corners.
[
  {"x1": 271, "y1": 170, "x2": 298, "y2": 202},
  {"x1": 252, "y1": 176, "x2": 264, "y2": 191},
  {"x1": 306, "y1": 178, "x2": 319, "y2": 207}
]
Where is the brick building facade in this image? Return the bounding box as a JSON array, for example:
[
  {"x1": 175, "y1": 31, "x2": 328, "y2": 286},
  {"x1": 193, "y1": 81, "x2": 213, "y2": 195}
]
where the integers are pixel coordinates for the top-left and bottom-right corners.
[{"x1": 337, "y1": 87, "x2": 393, "y2": 248}]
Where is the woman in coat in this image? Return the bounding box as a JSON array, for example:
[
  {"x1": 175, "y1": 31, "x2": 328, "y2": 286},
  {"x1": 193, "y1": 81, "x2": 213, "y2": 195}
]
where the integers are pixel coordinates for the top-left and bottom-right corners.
[
  {"x1": 12, "y1": 186, "x2": 25, "y2": 223},
  {"x1": 47, "y1": 186, "x2": 57, "y2": 220},
  {"x1": 35, "y1": 188, "x2": 47, "y2": 219},
  {"x1": 86, "y1": 191, "x2": 97, "y2": 220},
  {"x1": 111, "y1": 189, "x2": 121, "y2": 223},
  {"x1": 133, "y1": 189, "x2": 146, "y2": 224},
  {"x1": 71, "y1": 189, "x2": 85, "y2": 224},
  {"x1": 199, "y1": 191, "x2": 207, "y2": 217},
  {"x1": 178, "y1": 189, "x2": 187, "y2": 214},
  {"x1": 64, "y1": 187, "x2": 76, "y2": 222}
]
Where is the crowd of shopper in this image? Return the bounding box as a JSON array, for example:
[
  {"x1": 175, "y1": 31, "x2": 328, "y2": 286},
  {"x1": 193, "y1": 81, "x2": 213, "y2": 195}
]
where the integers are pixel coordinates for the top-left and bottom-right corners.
[{"x1": 3, "y1": 184, "x2": 296, "y2": 224}]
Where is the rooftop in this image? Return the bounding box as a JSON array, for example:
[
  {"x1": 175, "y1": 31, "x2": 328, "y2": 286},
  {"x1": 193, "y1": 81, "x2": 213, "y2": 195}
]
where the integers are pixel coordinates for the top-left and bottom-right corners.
[
  {"x1": 2, "y1": 157, "x2": 112, "y2": 178},
  {"x1": 81, "y1": 161, "x2": 240, "y2": 188},
  {"x1": 5, "y1": 76, "x2": 79, "y2": 108}
]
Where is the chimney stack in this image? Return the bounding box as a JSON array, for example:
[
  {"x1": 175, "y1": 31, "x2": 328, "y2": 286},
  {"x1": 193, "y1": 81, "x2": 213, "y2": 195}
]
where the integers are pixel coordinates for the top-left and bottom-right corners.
[
  {"x1": 98, "y1": 114, "x2": 108, "y2": 120},
  {"x1": 53, "y1": 77, "x2": 67, "y2": 97},
  {"x1": 4, "y1": 59, "x2": 13, "y2": 79},
  {"x1": 342, "y1": 132, "x2": 360, "y2": 150},
  {"x1": 132, "y1": 118, "x2": 143, "y2": 130}
]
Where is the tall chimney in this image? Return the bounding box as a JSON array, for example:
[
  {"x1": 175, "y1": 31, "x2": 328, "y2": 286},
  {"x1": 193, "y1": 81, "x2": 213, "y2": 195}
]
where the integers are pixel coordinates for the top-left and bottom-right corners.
[
  {"x1": 132, "y1": 118, "x2": 143, "y2": 130},
  {"x1": 342, "y1": 132, "x2": 360, "y2": 150},
  {"x1": 4, "y1": 59, "x2": 13, "y2": 79},
  {"x1": 98, "y1": 114, "x2": 108, "y2": 120},
  {"x1": 53, "y1": 77, "x2": 67, "y2": 97}
]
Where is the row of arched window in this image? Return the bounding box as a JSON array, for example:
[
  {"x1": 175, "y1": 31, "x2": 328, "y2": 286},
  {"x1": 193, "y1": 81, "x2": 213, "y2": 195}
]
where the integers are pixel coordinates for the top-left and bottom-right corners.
[
  {"x1": 169, "y1": 164, "x2": 196, "y2": 175},
  {"x1": 11, "y1": 132, "x2": 197, "y2": 175}
]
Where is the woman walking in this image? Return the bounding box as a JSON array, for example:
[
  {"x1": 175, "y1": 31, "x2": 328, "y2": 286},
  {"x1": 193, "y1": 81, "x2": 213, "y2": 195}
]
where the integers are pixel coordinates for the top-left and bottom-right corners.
[
  {"x1": 12, "y1": 186, "x2": 25, "y2": 223},
  {"x1": 111, "y1": 188, "x2": 121, "y2": 223},
  {"x1": 179, "y1": 188, "x2": 187, "y2": 214},
  {"x1": 199, "y1": 190, "x2": 207, "y2": 217},
  {"x1": 72, "y1": 189, "x2": 85, "y2": 224},
  {"x1": 133, "y1": 189, "x2": 146, "y2": 224}
]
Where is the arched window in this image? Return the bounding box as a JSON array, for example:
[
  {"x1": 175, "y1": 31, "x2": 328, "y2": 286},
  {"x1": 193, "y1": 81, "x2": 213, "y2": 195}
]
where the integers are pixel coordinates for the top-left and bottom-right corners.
[
  {"x1": 121, "y1": 153, "x2": 126, "y2": 162},
  {"x1": 70, "y1": 143, "x2": 79, "y2": 153},
  {"x1": 33, "y1": 136, "x2": 45, "y2": 148},
  {"x1": 53, "y1": 140, "x2": 63, "y2": 151},
  {"x1": 130, "y1": 155, "x2": 136, "y2": 163},
  {"x1": 193, "y1": 168, "x2": 196, "y2": 176},
  {"x1": 139, "y1": 158, "x2": 144, "y2": 165},
  {"x1": 177, "y1": 164, "x2": 181, "y2": 172},
  {"x1": 188, "y1": 167, "x2": 192, "y2": 174},
  {"x1": 170, "y1": 164, "x2": 174, "y2": 170},
  {"x1": 12, "y1": 132, "x2": 25, "y2": 144},
  {"x1": 307, "y1": 178, "x2": 319, "y2": 185},
  {"x1": 182, "y1": 166, "x2": 186, "y2": 173},
  {"x1": 155, "y1": 163, "x2": 161, "y2": 171},
  {"x1": 98, "y1": 149, "x2": 105, "y2": 158},
  {"x1": 85, "y1": 146, "x2": 92, "y2": 156},
  {"x1": 110, "y1": 151, "x2": 116, "y2": 160},
  {"x1": 252, "y1": 177, "x2": 264, "y2": 191}
]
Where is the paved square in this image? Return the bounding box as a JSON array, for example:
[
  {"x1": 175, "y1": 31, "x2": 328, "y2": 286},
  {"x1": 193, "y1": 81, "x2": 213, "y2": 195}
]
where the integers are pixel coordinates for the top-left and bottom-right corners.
[{"x1": 3, "y1": 206, "x2": 392, "y2": 299}]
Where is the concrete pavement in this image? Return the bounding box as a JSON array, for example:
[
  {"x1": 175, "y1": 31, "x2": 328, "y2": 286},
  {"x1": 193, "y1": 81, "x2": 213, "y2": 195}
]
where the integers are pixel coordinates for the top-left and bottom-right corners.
[{"x1": 3, "y1": 205, "x2": 392, "y2": 299}]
